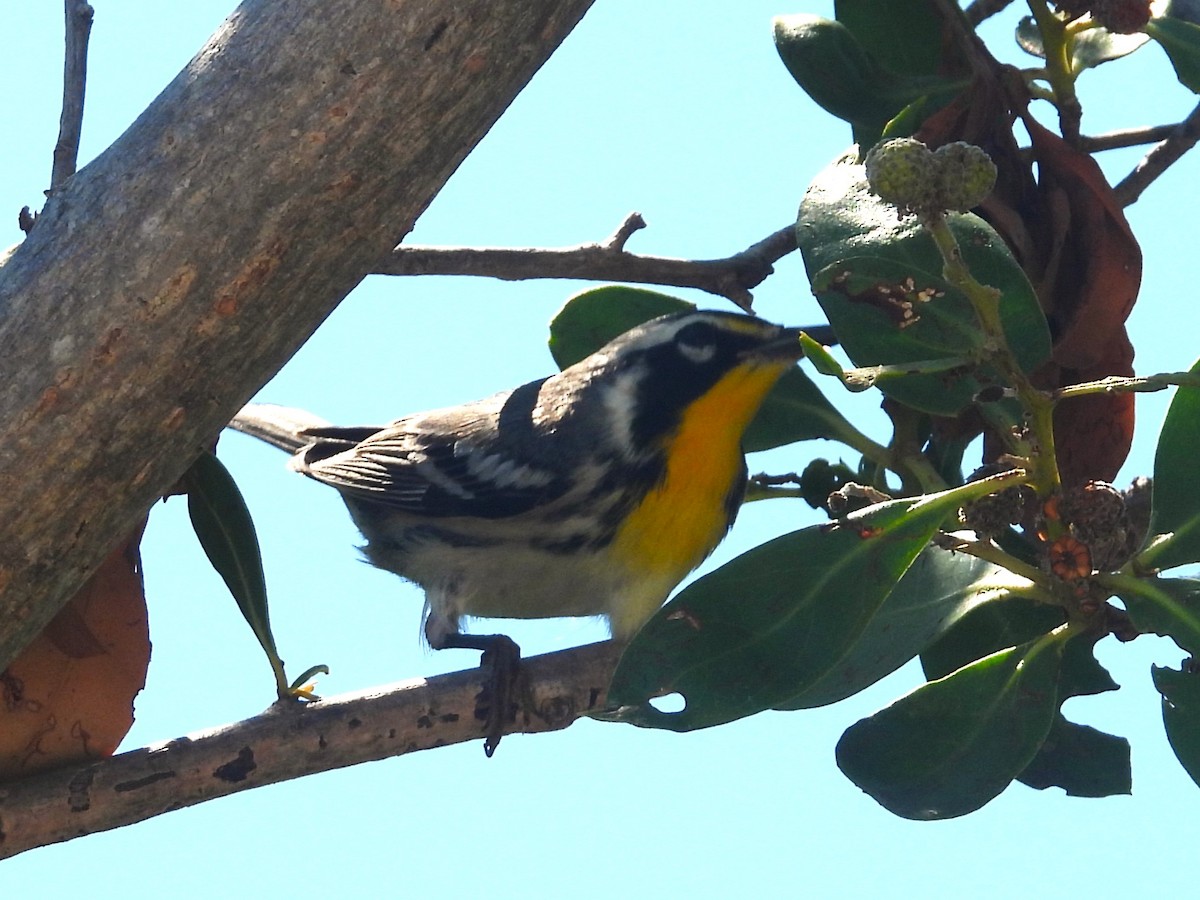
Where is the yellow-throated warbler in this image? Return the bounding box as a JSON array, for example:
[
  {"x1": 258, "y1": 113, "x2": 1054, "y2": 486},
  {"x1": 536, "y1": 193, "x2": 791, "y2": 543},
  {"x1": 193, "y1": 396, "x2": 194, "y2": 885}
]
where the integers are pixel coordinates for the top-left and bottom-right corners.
[{"x1": 230, "y1": 310, "x2": 803, "y2": 751}]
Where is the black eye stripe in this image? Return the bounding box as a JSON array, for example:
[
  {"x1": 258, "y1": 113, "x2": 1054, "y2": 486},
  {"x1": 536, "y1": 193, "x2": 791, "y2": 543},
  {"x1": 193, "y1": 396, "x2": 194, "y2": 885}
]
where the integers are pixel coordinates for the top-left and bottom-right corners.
[{"x1": 674, "y1": 320, "x2": 718, "y2": 349}]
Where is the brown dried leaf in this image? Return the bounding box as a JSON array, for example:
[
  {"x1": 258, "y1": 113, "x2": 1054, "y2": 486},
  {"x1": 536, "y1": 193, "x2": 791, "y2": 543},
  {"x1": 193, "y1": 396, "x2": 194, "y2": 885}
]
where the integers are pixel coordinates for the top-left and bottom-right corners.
[{"x1": 0, "y1": 524, "x2": 150, "y2": 779}]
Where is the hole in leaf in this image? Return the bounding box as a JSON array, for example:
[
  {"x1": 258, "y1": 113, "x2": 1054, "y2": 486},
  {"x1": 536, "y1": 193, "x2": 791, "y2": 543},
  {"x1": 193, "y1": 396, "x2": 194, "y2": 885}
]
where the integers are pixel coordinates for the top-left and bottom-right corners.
[{"x1": 649, "y1": 692, "x2": 686, "y2": 714}]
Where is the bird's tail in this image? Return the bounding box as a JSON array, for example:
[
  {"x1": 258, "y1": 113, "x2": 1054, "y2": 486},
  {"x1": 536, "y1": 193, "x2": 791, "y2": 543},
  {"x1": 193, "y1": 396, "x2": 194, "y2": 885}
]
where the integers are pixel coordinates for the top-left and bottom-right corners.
[{"x1": 227, "y1": 403, "x2": 332, "y2": 454}]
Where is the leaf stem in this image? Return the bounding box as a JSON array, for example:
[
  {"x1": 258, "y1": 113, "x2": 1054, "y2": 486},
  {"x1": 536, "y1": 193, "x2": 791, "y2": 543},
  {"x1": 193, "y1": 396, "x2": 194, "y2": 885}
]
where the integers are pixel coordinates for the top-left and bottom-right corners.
[
  {"x1": 921, "y1": 213, "x2": 1061, "y2": 496},
  {"x1": 1025, "y1": 0, "x2": 1082, "y2": 141},
  {"x1": 933, "y1": 532, "x2": 1060, "y2": 602}
]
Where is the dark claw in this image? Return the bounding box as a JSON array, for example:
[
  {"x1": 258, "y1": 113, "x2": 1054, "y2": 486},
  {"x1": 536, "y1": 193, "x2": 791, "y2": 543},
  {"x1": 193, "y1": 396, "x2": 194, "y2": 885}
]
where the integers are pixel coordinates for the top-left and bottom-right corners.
[{"x1": 440, "y1": 633, "x2": 520, "y2": 755}]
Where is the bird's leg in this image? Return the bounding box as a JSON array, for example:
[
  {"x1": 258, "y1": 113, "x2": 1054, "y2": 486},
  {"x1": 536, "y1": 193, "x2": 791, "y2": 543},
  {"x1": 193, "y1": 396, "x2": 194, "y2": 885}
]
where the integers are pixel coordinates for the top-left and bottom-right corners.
[{"x1": 438, "y1": 632, "x2": 521, "y2": 756}]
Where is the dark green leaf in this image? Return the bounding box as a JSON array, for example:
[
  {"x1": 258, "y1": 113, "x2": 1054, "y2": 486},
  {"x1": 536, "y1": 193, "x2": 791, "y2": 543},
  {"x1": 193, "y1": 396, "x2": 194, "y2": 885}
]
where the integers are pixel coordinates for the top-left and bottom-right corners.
[
  {"x1": 797, "y1": 156, "x2": 1051, "y2": 414},
  {"x1": 185, "y1": 451, "x2": 285, "y2": 689},
  {"x1": 1146, "y1": 16, "x2": 1200, "y2": 93},
  {"x1": 780, "y1": 547, "x2": 1031, "y2": 709},
  {"x1": 835, "y1": 0, "x2": 945, "y2": 78},
  {"x1": 1153, "y1": 664, "x2": 1200, "y2": 788},
  {"x1": 1016, "y1": 15, "x2": 1046, "y2": 58},
  {"x1": 608, "y1": 476, "x2": 1021, "y2": 730},
  {"x1": 772, "y1": 15, "x2": 962, "y2": 147},
  {"x1": 1140, "y1": 358, "x2": 1200, "y2": 569},
  {"x1": 1108, "y1": 575, "x2": 1200, "y2": 655},
  {"x1": 921, "y1": 596, "x2": 1066, "y2": 680},
  {"x1": 1018, "y1": 717, "x2": 1132, "y2": 798},
  {"x1": 548, "y1": 285, "x2": 693, "y2": 369},
  {"x1": 836, "y1": 631, "x2": 1066, "y2": 819},
  {"x1": 773, "y1": 15, "x2": 899, "y2": 135}
]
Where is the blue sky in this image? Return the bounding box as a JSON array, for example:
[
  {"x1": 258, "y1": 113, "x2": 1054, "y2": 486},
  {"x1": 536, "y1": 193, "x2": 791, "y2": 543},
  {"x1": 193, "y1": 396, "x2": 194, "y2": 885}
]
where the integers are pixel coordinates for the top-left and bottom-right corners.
[{"x1": 3, "y1": 2, "x2": 1198, "y2": 897}]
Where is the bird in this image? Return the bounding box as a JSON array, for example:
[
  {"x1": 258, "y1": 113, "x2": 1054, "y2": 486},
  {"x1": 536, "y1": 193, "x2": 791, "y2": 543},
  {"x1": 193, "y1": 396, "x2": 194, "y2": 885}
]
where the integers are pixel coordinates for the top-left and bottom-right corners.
[{"x1": 229, "y1": 309, "x2": 804, "y2": 753}]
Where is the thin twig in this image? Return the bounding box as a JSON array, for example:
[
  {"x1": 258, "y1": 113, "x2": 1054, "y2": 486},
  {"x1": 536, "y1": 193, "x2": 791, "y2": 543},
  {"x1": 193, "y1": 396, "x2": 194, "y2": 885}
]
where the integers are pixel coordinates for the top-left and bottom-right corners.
[
  {"x1": 376, "y1": 215, "x2": 799, "y2": 310},
  {"x1": 1115, "y1": 100, "x2": 1200, "y2": 206},
  {"x1": 1078, "y1": 124, "x2": 1181, "y2": 153},
  {"x1": 964, "y1": 0, "x2": 1017, "y2": 27},
  {"x1": 0, "y1": 641, "x2": 620, "y2": 859},
  {"x1": 51, "y1": 1, "x2": 94, "y2": 191}
]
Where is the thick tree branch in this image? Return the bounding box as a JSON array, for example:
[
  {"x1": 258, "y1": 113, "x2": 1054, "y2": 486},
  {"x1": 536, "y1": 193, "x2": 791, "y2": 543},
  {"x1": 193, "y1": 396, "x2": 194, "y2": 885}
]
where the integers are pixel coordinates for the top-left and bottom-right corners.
[
  {"x1": 377, "y1": 214, "x2": 798, "y2": 310},
  {"x1": 0, "y1": 641, "x2": 621, "y2": 859},
  {"x1": 0, "y1": 0, "x2": 595, "y2": 669},
  {"x1": 50, "y1": 0, "x2": 94, "y2": 191},
  {"x1": 1115, "y1": 100, "x2": 1200, "y2": 206}
]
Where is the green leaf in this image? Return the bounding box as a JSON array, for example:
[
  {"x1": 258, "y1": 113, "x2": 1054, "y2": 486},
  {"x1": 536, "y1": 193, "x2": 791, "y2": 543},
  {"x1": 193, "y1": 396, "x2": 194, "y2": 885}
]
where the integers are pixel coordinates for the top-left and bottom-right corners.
[
  {"x1": 1057, "y1": 631, "x2": 1120, "y2": 698},
  {"x1": 834, "y1": 0, "x2": 946, "y2": 78},
  {"x1": 1139, "y1": 358, "x2": 1200, "y2": 569},
  {"x1": 1152, "y1": 664, "x2": 1200, "y2": 788},
  {"x1": 797, "y1": 156, "x2": 1051, "y2": 415},
  {"x1": 1018, "y1": 717, "x2": 1132, "y2": 798},
  {"x1": 1017, "y1": 15, "x2": 1149, "y2": 69},
  {"x1": 1107, "y1": 575, "x2": 1200, "y2": 655},
  {"x1": 607, "y1": 474, "x2": 1024, "y2": 731},
  {"x1": 780, "y1": 546, "x2": 1033, "y2": 709},
  {"x1": 549, "y1": 285, "x2": 859, "y2": 452},
  {"x1": 772, "y1": 15, "x2": 961, "y2": 147},
  {"x1": 921, "y1": 597, "x2": 1066, "y2": 680},
  {"x1": 1146, "y1": 16, "x2": 1200, "y2": 93},
  {"x1": 773, "y1": 15, "x2": 899, "y2": 135},
  {"x1": 548, "y1": 285, "x2": 693, "y2": 369},
  {"x1": 185, "y1": 450, "x2": 287, "y2": 692},
  {"x1": 836, "y1": 630, "x2": 1066, "y2": 820}
]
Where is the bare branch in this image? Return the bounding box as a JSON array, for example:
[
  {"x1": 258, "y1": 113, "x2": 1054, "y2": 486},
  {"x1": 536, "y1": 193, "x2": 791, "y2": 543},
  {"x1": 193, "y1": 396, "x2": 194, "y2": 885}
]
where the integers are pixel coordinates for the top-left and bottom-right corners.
[
  {"x1": 1115, "y1": 101, "x2": 1200, "y2": 206},
  {"x1": 0, "y1": 641, "x2": 621, "y2": 859},
  {"x1": 964, "y1": 0, "x2": 1016, "y2": 26},
  {"x1": 376, "y1": 218, "x2": 799, "y2": 310},
  {"x1": 51, "y1": 1, "x2": 94, "y2": 191},
  {"x1": 1079, "y1": 123, "x2": 1181, "y2": 153}
]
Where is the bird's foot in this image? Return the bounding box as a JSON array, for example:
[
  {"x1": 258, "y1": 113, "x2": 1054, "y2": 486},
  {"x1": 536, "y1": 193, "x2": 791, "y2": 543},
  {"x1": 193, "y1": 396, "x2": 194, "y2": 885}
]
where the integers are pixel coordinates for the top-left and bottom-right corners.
[{"x1": 440, "y1": 632, "x2": 521, "y2": 756}]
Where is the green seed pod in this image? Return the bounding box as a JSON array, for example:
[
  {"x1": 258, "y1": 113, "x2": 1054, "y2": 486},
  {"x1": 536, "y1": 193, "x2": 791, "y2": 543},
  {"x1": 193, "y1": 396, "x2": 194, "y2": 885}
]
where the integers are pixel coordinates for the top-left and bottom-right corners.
[
  {"x1": 863, "y1": 138, "x2": 937, "y2": 213},
  {"x1": 932, "y1": 141, "x2": 998, "y2": 212}
]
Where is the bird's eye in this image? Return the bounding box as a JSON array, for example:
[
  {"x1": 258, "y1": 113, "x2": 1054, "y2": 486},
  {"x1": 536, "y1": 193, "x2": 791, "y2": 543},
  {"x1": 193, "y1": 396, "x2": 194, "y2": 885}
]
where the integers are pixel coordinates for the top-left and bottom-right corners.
[{"x1": 673, "y1": 321, "x2": 718, "y2": 364}]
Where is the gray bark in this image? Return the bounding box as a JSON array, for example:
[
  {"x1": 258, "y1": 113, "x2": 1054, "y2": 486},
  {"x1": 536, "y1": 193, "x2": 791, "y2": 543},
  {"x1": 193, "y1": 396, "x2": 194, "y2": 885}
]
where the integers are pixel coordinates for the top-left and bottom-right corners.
[{"x1": 0, "y1": 0, "x2": 594, "y2": 667}]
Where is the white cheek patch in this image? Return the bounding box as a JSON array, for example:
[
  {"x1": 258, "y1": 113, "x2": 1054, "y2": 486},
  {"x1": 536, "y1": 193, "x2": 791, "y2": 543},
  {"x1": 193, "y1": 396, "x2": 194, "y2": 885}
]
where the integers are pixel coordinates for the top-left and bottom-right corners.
[{"x1": 602, "y1": 370, "x2": 642, "y2": 459}]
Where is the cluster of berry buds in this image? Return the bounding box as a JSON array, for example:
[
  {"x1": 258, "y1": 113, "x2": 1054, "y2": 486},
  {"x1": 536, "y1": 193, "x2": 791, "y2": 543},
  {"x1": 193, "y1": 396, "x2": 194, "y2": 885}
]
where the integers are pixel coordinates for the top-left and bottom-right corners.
[{"x1": 864, "y1": 139, "x2": 998, "y2": 216}]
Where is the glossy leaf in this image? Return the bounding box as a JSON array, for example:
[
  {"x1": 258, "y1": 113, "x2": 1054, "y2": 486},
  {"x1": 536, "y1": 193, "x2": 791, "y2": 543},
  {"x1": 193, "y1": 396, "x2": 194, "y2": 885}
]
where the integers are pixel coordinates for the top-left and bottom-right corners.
[
  {"x1": 780, "y1": 547, "x2": 1032, "y2": 709},
  {"x1": 1139, "y1": 359, "x2": 1200, "y2": 570},
  {"x1": 186, "y1": 450, "x2": 286, "y2": 691},
  {"x1": 1108, "y1": 575, "x2": 1200, "y2": 656},
  {"x1": 549, "y1": 285, "x2": 860, "y2": 452},
  {"x1": 607, "y1": 475, "x2": 1023, "y2": 731},
  {"x1": 1018, "y1": 717, "x2": 1131, "y2": 798},
  {"x1": 548, "y1": 285, "x2": 693, "y2": 369},
  {"x1": 1153, "y1": 664, "x2": 1200, "y2": 789},
  {"x1": 1017, "y1": 15, "x2": 1148, "y2": 69},
  {"x1": 1146, "y1": 16, "x2": 1200, "y2": 93},
  {"x1": 836, "y1": 631, "x2": 1066, "y2": 820},
  {"x1": 921, "y1": 596, "x2": 1066, "y2": 680},
  {"x1": 797, "y1": 156, "x2": 1051, "y2": 414}
]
